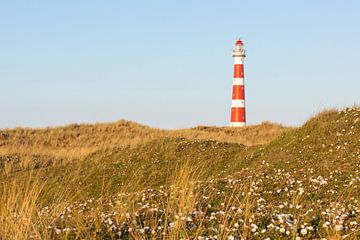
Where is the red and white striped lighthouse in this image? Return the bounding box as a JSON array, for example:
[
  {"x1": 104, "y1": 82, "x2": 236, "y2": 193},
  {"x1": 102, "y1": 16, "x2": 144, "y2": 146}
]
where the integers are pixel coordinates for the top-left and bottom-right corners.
[{"x1": 230, "y1": 39, "x2": 246, "y2": 127}]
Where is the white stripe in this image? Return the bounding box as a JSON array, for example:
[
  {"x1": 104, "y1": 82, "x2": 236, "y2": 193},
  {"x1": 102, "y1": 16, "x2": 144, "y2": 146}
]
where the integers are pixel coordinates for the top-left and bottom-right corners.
[
  {"x1": 232, "y1": 99, "x2": 245, "y2": 108},
  {"x1": 230, "y1": 122, "x2": 246, "y2": 127},
  {"x1": 233, "y1": 78, "x2": 244, "y2": 85},
  {"x1": 234, "y1": 57, "x2": 244, "y2": 64}
]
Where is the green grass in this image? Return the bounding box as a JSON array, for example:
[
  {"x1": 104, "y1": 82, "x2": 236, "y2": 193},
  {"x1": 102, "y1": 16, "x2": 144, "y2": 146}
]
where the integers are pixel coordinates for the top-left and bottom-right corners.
[{"x1": 0, "y1": 107, "x2": 359, "y2": 239}]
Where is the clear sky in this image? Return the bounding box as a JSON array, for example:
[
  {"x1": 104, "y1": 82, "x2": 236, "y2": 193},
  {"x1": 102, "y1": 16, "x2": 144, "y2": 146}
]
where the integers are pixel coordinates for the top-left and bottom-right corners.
[{"x1": 1, "y1": 1, "x2": 359, "y2": 129}]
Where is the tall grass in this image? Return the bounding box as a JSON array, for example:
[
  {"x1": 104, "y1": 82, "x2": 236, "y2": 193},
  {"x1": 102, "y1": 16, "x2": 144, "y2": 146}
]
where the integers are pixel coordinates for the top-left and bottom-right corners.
[
  {"x1": 0, "y1": 121, "x2": 288, "y2": 178},
  {"x1": 165, "y1": 161, "x2": 202, "y2": 239},
  {"x1": 0, "y1": 108, "x2": 358, "y2": 239},
  {"x1": 0, "y1": 173, "x2": 46, "y2": 239},
  {"x1": 0, "y1": 120, "x2": 288, "y2": 155}
]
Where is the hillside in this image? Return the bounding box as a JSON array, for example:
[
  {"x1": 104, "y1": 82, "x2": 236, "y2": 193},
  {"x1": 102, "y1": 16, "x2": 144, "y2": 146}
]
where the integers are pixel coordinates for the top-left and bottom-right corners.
[
  {"x1": 0, "y1": 107, "x2": 359, "y2": 239},
  {"x1": 0, "y1": 121, "x2": 287, "y2": 175},
  {"x1": 0, "y1": 120, "x2": 287, "y2": 149}
]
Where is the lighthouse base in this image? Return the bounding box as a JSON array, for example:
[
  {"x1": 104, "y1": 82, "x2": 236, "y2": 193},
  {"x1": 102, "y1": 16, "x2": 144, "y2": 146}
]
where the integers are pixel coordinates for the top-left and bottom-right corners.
[{"x1": 230, "y1": 122, "x2": 246, "y2": 127}]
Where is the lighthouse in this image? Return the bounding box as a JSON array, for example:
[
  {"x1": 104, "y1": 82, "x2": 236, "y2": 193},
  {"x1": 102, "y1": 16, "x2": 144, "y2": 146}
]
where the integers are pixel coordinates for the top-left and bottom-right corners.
[{"x1": 230, "y1": 39, "x2": 246, "y2": 127}]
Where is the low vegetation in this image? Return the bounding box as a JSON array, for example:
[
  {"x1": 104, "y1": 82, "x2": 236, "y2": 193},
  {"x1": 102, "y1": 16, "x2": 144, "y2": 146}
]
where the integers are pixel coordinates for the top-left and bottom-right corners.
[{"x1": 0, "y1": 107, "x2": 359, "y2": 239}]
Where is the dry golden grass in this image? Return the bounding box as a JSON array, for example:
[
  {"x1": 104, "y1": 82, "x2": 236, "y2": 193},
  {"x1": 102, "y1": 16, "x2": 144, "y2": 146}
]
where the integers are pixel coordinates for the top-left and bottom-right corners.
[
  {"x1": 0, "y1": 156, "x2": 206, "y2": 239},
  {"x1": 0, "y1": 120, "x2": 288, "y2": 151},
  {"x1": 173, "y1": 121, "x2": 290, "y2": 146},
  {"x1": 0, "y1": 173, "x2": 45, "y2": 239},
  {"x1": 1, "y1": 108, "x2": 359, "y2": 239},
  {"x1": 0, "y1": 120, "x2": 289, "y2": 177},
  {"x1": 0, "y1": 120, "x2": 288, "y2": 169},
  {"x1": 165, "y1": 161, "x2": 202, "y2": 239}
]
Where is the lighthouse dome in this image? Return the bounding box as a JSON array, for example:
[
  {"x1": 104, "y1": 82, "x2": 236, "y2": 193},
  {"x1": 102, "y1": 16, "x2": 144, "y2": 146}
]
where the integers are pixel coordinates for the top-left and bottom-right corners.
[{"x1": 235, "y1": 39, "x2": 243, "y2": 46}]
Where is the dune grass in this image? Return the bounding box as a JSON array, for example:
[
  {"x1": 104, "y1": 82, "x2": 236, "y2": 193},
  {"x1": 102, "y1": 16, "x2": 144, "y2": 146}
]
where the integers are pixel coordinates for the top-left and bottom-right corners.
[{"x1": 0, "y1": 107, "x2": 359, "y2": 239}]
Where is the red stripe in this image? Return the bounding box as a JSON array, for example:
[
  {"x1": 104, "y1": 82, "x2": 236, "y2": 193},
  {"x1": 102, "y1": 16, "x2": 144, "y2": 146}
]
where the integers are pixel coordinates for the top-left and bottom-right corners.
[
  {"x1": 232, "y1": 85, "x2": 245, "y2": 99},
  {"x1": 233, "y1": 64, "x2": 244, "y2": 78},
  {"x1": 230, "y1": 107, "x2": 246, "y2": 122}
]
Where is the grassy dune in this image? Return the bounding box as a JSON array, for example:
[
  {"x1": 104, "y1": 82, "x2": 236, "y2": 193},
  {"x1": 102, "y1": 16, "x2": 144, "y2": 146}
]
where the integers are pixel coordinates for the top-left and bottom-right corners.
[{"x1": 0, "y1": 107, "x2": 359, "y2": 239}]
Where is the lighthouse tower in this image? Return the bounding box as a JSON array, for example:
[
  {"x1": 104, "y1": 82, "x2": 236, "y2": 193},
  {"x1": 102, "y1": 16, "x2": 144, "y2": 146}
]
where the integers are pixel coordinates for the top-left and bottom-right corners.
[{"x1": 230, "y1": 39, "x2": 246, "y2": 127}]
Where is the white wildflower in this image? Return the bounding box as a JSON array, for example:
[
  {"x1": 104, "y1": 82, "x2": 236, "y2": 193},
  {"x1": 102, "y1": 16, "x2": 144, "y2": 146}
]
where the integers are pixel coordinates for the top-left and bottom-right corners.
[
  {"x1": 227, "y1": 235, "x2": 234, "y2": 240},
  {"x1": 334, "y1": 224, "x2": 343, "y2": 231}
]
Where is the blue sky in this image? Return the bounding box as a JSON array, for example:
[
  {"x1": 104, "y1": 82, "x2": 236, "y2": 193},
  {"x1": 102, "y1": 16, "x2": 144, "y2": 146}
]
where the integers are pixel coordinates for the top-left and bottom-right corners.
[{"x1": 0, "y1": 1, "x2": 359, "y2": 129}]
